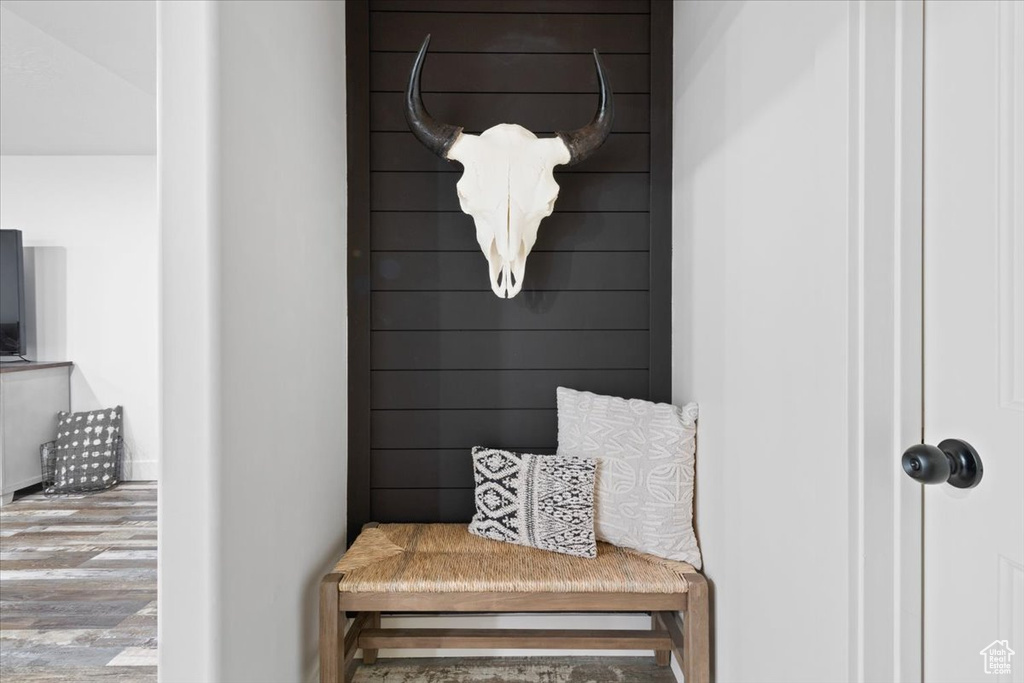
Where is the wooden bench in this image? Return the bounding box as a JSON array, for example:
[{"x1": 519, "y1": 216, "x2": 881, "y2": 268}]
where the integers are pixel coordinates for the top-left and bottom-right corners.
[{"x1": 320, "y1": 523, "x2": 710, "y2": 682}]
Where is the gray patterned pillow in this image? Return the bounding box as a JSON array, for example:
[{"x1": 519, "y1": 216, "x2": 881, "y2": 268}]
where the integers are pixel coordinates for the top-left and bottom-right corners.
[
  {"x1": 51, "y1": 406, "x2": 123, "y2": 493},
  {"x1": 556, "y1": 387, "x2": 702, "y2": 568},
  {"x1": 468, "y1": 447, "x2": 597, "y2": 558}
]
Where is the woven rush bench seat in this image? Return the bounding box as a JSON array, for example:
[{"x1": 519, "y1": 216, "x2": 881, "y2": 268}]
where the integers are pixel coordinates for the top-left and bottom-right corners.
[
  {"x1": 320, "y1": 523, "x2": 710, "y2": 683},
  {"x1": 336, "y1": 523, "x2": 694, "y2": 594}
]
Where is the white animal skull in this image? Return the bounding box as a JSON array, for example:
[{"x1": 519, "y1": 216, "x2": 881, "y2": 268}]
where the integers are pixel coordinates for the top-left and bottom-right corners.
[
  {"x1": 406, "y1": 36, "x2": 614, "y2": 298},
  {"x1": 446, "y1": 126, "x2": 568, "y2": 297}
]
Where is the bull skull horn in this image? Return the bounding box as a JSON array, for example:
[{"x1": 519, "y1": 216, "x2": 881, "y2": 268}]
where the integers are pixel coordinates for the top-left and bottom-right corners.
[
  {"x1": 556, "y1": 49, "x2": 615, "y2": 164},
  {"x1": 405, "y1": 35, "x2": 463, "y2": 159},
  {"x1": 405, "y1": 36, "x2": 614, "y2": 163}
]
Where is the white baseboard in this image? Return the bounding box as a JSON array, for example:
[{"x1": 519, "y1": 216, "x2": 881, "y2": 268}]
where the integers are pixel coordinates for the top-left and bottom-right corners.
[
  {"x1": 672, "y1": 653, "x2": 684, "y2": 681},
  {"x1": 123, "y1": 458, "x2": 158, "y2": 481}
]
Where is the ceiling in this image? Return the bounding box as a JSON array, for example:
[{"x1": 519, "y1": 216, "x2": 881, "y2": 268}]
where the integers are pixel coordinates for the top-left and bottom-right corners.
[{"x1": 0, "y1": 0, "x2": 155, "y2": 154}]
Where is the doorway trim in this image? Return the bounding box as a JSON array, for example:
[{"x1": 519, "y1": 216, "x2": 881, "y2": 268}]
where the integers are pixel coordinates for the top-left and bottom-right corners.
[{"x1": 847, "y1": 1, "x2": 924, "y2": 681}]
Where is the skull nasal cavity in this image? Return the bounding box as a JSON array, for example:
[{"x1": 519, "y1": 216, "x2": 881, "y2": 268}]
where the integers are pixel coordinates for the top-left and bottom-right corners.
[{"x1": 497, "y1": 268, "x2": 517, "y2": 288}]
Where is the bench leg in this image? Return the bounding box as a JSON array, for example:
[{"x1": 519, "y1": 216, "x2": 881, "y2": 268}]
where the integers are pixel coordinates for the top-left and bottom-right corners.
[
  {"x1": 362, "y1": 612, "x2": 380, "y2": 664},
  {"x1": 652, "y1": 613, "x2": 671, "y2": 666},
  {"x1": 319, "y1": 573, "x2": 344, "y2": 683},
  {"x1": 683, "y1": 575, "x2": 710, "y2": 683}
]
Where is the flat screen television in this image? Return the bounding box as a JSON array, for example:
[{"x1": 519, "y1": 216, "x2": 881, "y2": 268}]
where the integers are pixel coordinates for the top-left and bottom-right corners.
[{"x1": 0, "y1": 229, "x2": 27, "y2": 357}]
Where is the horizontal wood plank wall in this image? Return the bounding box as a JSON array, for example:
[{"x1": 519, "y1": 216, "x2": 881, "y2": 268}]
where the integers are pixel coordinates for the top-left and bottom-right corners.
[{"x1": 349, "y1": 0, "x2": 667, "y2": 537}]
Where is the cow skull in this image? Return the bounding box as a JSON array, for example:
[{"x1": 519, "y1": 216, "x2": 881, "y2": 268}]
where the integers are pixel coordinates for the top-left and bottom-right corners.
[{"x1": 406, "y1": 36, "x2": 614, "y2": 298}]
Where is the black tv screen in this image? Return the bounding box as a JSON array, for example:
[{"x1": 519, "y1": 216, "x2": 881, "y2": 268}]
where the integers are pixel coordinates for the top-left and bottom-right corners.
[{"x1": 0, "y1": 229, "x2": 27, "y2": 356}]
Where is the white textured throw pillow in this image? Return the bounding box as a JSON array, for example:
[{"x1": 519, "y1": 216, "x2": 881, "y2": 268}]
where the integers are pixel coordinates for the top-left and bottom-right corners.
[{"x1": 556, "y1": 387, "x2": 701, "y2": 568}]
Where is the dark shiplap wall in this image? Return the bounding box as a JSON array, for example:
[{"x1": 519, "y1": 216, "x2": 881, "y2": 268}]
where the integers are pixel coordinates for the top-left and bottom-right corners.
[{"x1": 348, "y1": 0, "x2": 669, "y2": 536}]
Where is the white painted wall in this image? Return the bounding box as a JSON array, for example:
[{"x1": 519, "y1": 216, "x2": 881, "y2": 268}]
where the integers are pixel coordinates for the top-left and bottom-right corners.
[
  {"x1": 159, "y1": 1, "x2": 348, "y2": 681},
  {"x1": 158, "y1": 1, "x2": 218, "y2": 679},
  {"x1": 673, "y1": 2, "x2": 924, "y2": 681},
  {"x1": 0, "y1": 155, "x2": 160, "y2": 478},
  {"x1": 673, "y1": 2, "x2": 851, "y2": 680}
]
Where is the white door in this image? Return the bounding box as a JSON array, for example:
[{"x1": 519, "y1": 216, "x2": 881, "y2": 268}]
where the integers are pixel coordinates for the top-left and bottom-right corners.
[{"x1": 921, "y1": 1, "x2": 1024, "y2": 681}]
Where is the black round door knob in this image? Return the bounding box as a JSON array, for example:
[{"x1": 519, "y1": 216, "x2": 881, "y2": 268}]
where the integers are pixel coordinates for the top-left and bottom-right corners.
[{"x1": 902, "y1": 438, "x2": 983, "y2": 489}]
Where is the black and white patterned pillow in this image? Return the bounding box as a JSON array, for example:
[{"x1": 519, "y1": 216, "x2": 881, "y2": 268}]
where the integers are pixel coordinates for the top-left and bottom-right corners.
[
  {"x1": 468, "y1": 447, "x2": 597, "y2": 559},
  {"x1": 51, "y1": 406, "x2": 123, "y2": 492}
]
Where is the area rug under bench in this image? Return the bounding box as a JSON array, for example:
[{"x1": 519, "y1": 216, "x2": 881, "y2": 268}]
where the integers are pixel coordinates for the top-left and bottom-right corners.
[{"x1": 320, "y1": 523, "x2": 710, "y2": 683}]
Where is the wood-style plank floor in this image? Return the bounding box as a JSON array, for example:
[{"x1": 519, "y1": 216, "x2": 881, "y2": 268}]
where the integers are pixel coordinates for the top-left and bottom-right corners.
[{"x1": 0, "y1": 483, "x2": 157, "y2": 683}]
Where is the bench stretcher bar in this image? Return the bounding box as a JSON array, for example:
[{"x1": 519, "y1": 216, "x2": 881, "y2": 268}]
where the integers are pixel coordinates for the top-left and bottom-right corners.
[{"x1": 358, "y1": 627, "x2": 672, "y2": 650}]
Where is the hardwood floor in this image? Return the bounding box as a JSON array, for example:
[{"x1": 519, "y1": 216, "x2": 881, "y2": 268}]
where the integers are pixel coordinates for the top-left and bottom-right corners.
[{"x1": 0, "y1": 483, "x2": 157, "y2": 683}]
